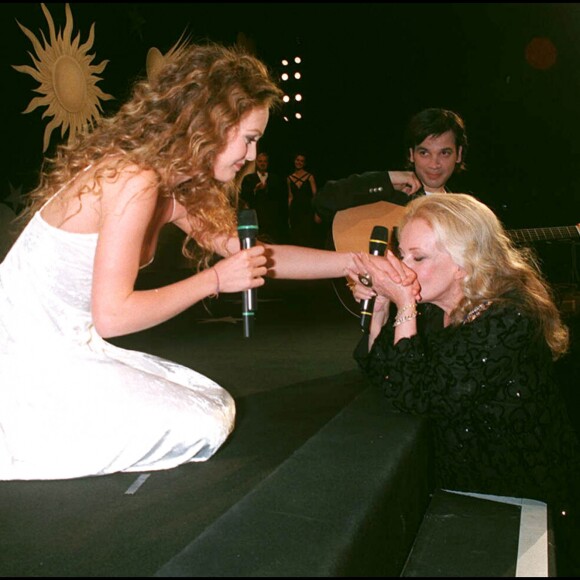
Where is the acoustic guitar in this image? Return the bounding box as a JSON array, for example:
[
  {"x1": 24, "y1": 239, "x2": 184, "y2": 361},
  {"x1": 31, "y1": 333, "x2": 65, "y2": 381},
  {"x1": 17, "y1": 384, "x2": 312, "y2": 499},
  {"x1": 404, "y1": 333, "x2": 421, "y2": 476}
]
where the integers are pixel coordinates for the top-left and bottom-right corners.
[{"x1": 331, "y1": 201, "x2": 580, "y2": 317}]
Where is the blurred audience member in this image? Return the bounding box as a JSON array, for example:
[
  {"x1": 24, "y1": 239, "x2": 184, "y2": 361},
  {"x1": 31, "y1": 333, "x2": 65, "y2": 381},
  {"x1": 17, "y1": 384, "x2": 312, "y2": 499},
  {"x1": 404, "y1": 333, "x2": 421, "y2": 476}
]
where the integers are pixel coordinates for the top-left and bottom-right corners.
[
  {"x1": 240, "y1": 151, "x2": 289, "y2": 243},
  {"x1": 287, "y1": 152, "x2": 320, "y2": 247}
]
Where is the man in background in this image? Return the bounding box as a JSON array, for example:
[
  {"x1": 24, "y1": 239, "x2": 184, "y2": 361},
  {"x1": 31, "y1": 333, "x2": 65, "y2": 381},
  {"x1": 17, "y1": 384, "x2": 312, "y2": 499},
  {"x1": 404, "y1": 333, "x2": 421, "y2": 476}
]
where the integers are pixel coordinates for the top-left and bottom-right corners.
[
  {"x1": 314, "y1": 108, "x2": 469, "y2": 225},
  {"x1": 240, "y1": 151, "x2": 289, "y2": 244}
]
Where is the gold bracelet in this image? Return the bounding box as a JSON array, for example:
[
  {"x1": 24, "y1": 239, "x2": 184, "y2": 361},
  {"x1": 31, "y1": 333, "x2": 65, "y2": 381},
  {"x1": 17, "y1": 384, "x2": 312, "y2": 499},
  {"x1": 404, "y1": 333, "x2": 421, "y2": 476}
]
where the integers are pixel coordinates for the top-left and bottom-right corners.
[
  {"x1": 392, "y1": 304, "x2": 419, "y2": 327},
  {"x1": 393, "y1": 312, "x2": 419, "y2": 327}
]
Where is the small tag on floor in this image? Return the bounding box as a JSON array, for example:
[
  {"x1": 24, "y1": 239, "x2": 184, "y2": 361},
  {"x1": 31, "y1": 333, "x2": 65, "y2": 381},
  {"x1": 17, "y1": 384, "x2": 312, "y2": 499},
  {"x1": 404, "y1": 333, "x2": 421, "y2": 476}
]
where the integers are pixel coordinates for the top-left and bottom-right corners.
[{"x1": 125, "y1": 473, "x2": 150, "y2": 495}]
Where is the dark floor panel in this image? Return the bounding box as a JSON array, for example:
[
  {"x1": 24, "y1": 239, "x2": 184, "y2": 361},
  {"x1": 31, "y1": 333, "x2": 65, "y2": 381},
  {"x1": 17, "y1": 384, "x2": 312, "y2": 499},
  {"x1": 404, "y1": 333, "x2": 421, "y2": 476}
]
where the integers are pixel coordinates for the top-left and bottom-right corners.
[
  {"x1": 402, "y1": 490, "x2": 525, "y2": 577},
  {"x1": 112, "y1": 276, "x2": 364, "y2": 399}
]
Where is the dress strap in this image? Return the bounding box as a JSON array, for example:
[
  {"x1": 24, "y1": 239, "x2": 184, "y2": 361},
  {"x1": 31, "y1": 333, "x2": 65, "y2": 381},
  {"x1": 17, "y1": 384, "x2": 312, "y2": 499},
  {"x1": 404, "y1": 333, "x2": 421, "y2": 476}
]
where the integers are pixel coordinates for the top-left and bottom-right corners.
[
  {"x1": 291, "y1": 172, "x2": 310, "y2": 186},
  {"x1": 169, "y1": 194, "x2": 177, "y2": 222},
  {"x1": 40, "y1": 164, "x2": 94, "y2": 211}
]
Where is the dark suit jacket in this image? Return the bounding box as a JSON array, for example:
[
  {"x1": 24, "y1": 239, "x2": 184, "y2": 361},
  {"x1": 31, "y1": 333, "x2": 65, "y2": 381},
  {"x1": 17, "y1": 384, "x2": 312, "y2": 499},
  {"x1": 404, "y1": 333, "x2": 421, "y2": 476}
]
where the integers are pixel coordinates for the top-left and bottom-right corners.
[{"x1": 313, "y1": 171, "x2": 422, "y2": 225}]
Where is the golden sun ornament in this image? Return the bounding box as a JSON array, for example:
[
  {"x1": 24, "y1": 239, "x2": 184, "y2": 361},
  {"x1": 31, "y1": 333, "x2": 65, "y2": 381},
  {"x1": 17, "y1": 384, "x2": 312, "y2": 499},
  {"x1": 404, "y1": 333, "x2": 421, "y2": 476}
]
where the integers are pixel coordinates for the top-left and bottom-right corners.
[
  {"x1": 146, "y1": 34, "x2": 189, "y2": 82},
  {"x1": 12, "y1": 3, "x2": 114, "y2": 152}
]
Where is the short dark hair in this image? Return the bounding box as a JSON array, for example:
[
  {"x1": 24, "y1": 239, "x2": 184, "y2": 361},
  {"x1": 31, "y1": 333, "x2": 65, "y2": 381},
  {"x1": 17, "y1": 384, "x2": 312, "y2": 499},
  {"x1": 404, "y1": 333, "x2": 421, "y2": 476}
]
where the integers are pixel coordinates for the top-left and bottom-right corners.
[{"x1": 404, "y1": 108, "x2": 468, "y2": 172}]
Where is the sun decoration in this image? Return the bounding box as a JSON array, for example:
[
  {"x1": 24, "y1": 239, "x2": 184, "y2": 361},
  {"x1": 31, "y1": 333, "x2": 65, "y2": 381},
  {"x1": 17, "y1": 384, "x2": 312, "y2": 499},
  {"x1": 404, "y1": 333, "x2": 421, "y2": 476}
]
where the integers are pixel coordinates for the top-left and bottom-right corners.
[
  {"x1": 12, "y1": 3, "x2": 114, "y2": 152},
  {"x1": 146, "y1": 34, "x2": 189, "y2": 82}
]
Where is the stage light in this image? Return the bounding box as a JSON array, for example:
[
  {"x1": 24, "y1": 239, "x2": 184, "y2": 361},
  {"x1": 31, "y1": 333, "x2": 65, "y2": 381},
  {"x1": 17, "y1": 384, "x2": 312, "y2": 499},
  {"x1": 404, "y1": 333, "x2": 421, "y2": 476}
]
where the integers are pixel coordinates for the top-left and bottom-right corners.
[{"x1": 280, "y1": 50, "x2": 304, "y2": 124}]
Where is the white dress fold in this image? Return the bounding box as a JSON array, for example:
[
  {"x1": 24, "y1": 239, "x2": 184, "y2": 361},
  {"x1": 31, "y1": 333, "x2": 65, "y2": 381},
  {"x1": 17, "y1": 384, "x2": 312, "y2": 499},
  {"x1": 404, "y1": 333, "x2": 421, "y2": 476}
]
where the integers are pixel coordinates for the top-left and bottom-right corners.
[{"x1": 0, "y1": 211, "x2": 235, "y2": 480}]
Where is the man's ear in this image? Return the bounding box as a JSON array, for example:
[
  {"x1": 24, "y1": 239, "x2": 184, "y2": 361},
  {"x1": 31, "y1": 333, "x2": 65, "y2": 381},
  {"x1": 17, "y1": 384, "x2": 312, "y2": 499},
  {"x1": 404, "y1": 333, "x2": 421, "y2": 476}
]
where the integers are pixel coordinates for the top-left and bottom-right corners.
[
  {"x1": 408, "y1": 147, "x2": 415, "y2": 164},
  {"x1": 456, "y1": 146, "x2": 463, "y2": 164}
]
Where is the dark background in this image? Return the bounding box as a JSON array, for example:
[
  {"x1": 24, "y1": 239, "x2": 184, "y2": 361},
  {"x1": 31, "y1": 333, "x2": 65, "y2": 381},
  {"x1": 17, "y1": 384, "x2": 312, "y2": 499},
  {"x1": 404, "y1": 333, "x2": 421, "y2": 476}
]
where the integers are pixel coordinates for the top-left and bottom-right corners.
[{"x1": 1, "y1": 3, "x2": 579, "y2": 265}]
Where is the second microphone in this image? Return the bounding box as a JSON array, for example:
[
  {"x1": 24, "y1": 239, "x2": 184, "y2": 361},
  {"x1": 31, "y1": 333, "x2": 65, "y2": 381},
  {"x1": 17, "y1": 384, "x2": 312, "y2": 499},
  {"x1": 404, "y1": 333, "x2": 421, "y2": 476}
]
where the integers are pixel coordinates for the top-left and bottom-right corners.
[{"x1": 360, "y1": 225, "x2": 389, "y2": 334}]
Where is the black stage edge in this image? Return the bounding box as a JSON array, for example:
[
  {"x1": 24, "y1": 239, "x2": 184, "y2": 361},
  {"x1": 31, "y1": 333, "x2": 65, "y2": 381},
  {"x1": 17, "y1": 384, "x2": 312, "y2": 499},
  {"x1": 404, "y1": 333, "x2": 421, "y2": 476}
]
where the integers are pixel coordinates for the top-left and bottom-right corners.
[{"x1": 156, "y1": 386, "x2": 431, "y2": 577}]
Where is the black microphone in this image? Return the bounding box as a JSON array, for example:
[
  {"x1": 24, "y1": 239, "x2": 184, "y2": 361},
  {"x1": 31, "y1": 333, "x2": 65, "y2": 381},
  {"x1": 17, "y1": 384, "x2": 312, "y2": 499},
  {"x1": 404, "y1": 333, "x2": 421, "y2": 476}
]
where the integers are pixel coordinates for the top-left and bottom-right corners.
[
  {"x1": 237, "y1": 209, "x2": 259, "y2": 338},
  {"x1": 360, "y1": 225, "x2": 389, "y2": 334}
]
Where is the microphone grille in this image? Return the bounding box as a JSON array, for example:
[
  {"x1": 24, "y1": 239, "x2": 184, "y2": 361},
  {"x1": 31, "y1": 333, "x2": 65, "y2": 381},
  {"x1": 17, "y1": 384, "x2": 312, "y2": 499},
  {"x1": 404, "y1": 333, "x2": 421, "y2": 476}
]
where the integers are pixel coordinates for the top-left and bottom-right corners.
[
  {"x1": 370, "y1": 225, "x2": 388, "y2": 242},
  {"x1": 369, "y1": 225, "x2": 388, "y2": 254},
  {"x1": 237, "y1": 209, "x2": 258, "y2": 232}
]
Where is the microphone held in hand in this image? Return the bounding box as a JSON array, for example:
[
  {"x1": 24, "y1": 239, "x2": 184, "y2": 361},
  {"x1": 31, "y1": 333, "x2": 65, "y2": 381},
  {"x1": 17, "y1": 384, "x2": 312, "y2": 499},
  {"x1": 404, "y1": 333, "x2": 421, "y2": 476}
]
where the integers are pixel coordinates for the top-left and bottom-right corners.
[
  {"x1": 237, "y1": 209, "x2": 259, "y2": 338},
  {"x1": 360, "y1": 225, "x2": 388, "y2": 334}
]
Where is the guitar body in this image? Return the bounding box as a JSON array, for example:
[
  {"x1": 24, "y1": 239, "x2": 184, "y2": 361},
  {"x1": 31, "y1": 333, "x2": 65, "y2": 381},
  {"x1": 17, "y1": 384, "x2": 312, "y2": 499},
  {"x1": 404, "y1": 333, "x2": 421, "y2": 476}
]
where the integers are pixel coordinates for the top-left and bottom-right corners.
[
  {"x1": 331, "y1": 200, "x2": 580, "y2": 317},
  {"x1": 332, "y1": 201, "x2": 407, "y2": 254},
  {"x1": 331, "y1": 201, "x2": 407, "y2": 318}
]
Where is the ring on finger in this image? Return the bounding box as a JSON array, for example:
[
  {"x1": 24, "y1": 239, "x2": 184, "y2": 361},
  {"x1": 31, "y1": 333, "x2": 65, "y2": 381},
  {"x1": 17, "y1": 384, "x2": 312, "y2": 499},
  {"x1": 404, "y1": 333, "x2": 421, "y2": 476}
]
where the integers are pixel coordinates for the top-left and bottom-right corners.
[{"x1": 358, "y1": 273, "x2": 373, "y2": 287}]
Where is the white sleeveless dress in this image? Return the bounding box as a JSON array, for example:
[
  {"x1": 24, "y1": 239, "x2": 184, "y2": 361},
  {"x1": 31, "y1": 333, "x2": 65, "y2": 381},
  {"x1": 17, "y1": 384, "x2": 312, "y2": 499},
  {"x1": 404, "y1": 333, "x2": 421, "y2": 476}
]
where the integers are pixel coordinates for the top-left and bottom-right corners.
[{"x1": 0, "y1": 205, "x2": 235, "y2": 480}]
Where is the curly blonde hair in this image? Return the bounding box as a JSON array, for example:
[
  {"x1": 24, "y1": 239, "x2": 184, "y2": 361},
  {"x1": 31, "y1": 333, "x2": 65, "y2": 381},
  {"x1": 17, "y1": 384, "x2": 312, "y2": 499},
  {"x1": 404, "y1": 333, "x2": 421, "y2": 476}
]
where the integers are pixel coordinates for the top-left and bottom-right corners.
[
  {"x1": 399, "y1": 193, "x2": 569, "y2": 359},
  {"x1": 20, "y1": 41, "x2": 283, "y2": 266}
]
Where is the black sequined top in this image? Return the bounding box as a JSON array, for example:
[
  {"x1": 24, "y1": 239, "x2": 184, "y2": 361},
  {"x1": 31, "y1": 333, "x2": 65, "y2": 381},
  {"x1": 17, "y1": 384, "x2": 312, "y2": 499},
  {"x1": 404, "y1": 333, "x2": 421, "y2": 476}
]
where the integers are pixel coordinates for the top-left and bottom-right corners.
[{"x1": 354, "y1": 298, "x2": 580, "y2": 513}]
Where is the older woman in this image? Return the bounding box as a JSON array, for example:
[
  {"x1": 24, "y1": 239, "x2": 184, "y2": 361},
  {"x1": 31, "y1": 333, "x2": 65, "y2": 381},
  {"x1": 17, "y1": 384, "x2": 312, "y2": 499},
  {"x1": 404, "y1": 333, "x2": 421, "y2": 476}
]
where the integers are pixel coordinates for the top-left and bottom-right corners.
[{"x1": 349, "y1": 193, "x2": 579, "y2": 574}]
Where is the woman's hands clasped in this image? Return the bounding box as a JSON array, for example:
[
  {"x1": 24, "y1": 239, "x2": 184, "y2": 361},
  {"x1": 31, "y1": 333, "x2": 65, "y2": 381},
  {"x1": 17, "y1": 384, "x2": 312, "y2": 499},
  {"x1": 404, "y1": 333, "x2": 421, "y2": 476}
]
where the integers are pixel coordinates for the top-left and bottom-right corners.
[{"x1": 346, "y1": 250, "x2": 421, "y2": 308}]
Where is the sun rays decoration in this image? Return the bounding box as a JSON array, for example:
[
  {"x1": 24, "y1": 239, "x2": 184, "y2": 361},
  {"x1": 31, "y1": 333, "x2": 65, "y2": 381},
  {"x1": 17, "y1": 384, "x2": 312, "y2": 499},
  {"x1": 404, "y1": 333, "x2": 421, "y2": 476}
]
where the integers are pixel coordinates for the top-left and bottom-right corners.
[
  {"x1": 12, "y1": 3, "x2": 114, "y2": 152},
  {"x1": 146, "y1": 33, "x2": 190, "y2": 82}
]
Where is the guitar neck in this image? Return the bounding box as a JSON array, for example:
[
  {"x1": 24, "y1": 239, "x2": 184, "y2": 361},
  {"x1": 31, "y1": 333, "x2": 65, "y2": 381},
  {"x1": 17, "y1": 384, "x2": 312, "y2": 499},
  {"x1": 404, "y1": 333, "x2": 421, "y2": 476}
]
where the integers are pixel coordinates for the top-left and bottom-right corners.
[{"x1": 508, "y1": 224, "x2": 580, "y2": 243}]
